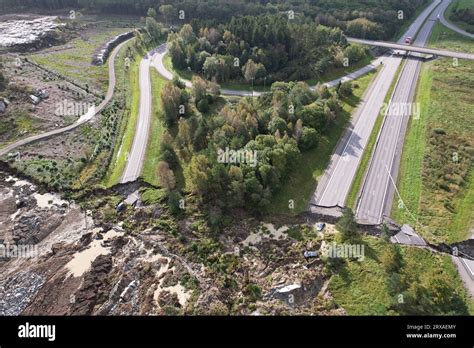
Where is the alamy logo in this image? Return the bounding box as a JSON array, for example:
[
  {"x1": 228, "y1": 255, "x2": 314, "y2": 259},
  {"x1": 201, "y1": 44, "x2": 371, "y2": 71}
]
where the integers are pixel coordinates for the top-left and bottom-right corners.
[
  {"x1": 18, "y1": 322, "x2": 56, "y2": 342},
  {"x1": 321, "y1": 242, "x2": 365, "y2": 261},
  {"x1": 217, "y1": 147, "x2": 258, "y2": 167},
  {"x1": 55, "y1": 99, "x2": 95, "y2": 117},
  {"x1": 0, "y1": 243, "x2": 37, "y2": 258},
  {"x1": 380, "y1": 102, "x2": 420, "y2": 119}
]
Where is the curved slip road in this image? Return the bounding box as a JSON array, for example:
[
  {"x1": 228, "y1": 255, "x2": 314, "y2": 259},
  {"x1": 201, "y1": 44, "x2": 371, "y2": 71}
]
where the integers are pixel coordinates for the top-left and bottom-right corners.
[
  {"x1": 440, "y1": 0, "x2": 474, "y2": 39},
  {"x1": 355, "y1": 0, "x2": 453, "y2": 224},
  {"x1": 153, "y1": 44, "x2": 386, "y2": 96},
  {"x1": 0, "y1": 38, "x2": 132, "y2": 157},
  {"x1": 311, "y1": 0, "x2": 443, "y2": 210}
]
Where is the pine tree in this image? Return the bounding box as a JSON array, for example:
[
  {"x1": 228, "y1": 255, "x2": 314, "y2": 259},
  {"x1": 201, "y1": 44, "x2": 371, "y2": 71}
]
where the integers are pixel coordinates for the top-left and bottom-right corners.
[{"x1": 336, "y1": 208, "x2": 358, "y2": 241}]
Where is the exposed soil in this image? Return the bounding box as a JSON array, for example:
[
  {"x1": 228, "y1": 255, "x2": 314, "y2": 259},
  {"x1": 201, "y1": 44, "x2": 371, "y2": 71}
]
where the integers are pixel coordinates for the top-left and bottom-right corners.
[{"x1": 0, "y1": 172, "x2": 342, "y2": 316}]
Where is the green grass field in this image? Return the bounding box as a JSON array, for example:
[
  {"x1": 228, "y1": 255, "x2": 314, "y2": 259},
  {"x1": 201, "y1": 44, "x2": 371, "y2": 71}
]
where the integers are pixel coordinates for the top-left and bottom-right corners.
[
  {"x1": 103, "y1": 45, "x2": 141, "y2": 186},
  {"x1": 0, "y1": 111, "x2": 39, "y2": 146},
  {"x1": 265, "y1": 68, "x2": 379, "y2": 215},
  {"x1": 329, "y1": 235, "x2": 473, "y2": 315},
  {"x1": 392, "y1": 22, "x2": 474, "y2": 244},
  {"x1": 345, "y1": 60, "x2": 405, "y2": 209},
  {"x1": 445, "y1": 0, "x2": 474, "y2": 34},
  {"x1": 141, "y1": 69, "x2": 166, "y2": 186}
]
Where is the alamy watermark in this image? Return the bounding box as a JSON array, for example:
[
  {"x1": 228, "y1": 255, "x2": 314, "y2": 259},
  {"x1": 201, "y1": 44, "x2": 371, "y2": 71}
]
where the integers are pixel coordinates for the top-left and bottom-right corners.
[
  {"x1": 381, "y1": 102, "x2": 420, "y2": 119},
  {"x1": 0, "y1": 243, "x2": 38, "y2": 258},
  {"x1": 217, "y1": 147, "x2": 258, "y2": 167},
  {"x1": 55, "y1": 99, "x2": 95, "y2": 117},
  {"x1": 321, "y1": 242, "x2": 365, "y2": 261},
  {"x1": 18, "y1": 322, "x2": 55, "y2": 342}
]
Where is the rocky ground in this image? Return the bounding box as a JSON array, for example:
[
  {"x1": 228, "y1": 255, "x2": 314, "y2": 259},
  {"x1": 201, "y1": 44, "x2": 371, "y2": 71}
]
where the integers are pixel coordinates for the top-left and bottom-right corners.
[
  {"x1": 0, "y1": 171, "x2": 342, "y2": 316},
  {"x1": 2, "y1": 168, "x2": 471, "y2": 315},
  {"x1": 0, "y1": 15, "x2": 66, "y2": 51}
]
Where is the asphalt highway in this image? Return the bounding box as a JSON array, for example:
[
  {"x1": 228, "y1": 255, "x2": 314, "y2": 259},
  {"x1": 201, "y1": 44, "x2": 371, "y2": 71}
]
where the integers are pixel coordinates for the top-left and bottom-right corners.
[
  {"x1": 311, "y1": 0, "x2": 442, "y2": 209},
  {"x1": 356, "y1": 0, "x2": 452, "y2": 224}
]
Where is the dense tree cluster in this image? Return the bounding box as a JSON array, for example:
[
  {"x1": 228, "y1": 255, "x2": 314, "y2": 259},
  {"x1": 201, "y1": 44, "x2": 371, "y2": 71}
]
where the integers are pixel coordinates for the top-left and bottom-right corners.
[
  {"x1": 168, "y1": 17, "x2": 369, "y2": 85},
  {"x1": 452, "y1": 8, "x2": 474, "y2": 25},
  {"x1": 312, "y1": 0, "x2": 429, "y2": 40},
  {"x1": 159, "y1": 75, "x2": 347, "y2": 214},
  {"x1": 451, "y1": 7, "x2": 474, "y2": 33},
  {"x1": 2, "y1": 0, "x2": 428, "y2": 40},
  {"x1": 130, "y1": 11, "x2": 166, "y2": 50}
]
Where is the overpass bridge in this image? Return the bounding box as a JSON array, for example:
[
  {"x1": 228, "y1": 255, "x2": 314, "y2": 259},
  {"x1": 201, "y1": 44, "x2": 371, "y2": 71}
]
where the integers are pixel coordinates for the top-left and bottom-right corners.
[{"x1": 347, "y1": 37, "x2": 474, "y2": 61}]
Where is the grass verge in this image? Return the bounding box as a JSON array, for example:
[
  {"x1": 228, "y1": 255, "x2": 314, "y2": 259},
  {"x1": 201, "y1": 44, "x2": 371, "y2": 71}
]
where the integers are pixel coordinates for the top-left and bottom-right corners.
[
  {"x1": 103, "y1": 46, "x2": 141, "y2": 186},
  {"x1": 265, "y1": 68, "x2": 378, "y2": 215},
  {"x1": 392, "y1": 23, "x2": 474, "y2": 243},
  {"x1": 141, "y1": 68, "x2": 166, "y2": 185},
  {"x1": 329, "y1": 235, "x2": 473, "y2": 315},
  {"x1": 428, "y1": 21, "x2": 474, "y2": 53}
]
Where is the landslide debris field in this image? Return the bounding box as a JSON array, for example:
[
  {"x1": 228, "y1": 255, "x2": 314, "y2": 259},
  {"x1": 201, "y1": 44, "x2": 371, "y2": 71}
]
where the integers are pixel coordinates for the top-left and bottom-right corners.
[
  {"x1": 0, "y1": 173, "x2": 343, "y2": 315},
  {"x1": 1, "y1": 172, "x2": 471, "y2": 315}
]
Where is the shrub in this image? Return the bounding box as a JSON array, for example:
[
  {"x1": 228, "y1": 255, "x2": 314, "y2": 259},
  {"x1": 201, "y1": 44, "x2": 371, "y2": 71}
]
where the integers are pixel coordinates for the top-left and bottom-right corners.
[
  {"x1": 298, "y1": 127, "x2": 319, "y2": 151},
  {"x1": 338, "y1": 81, "x2": 353, "y2": 97},
  {"x1": 197, "y1": 98, "x2": 209, "y2": 113},
  {"x1": 245, "y1": 284, "x2": 262, "y2": 302},
  {"x1": 141, "y1": 188, "x2": 167, "y2": 205},
  {"x1": 287, "y1": 227, "x2": 304, "y2": 241},
  {"x1": 168, "y1": 190, "x2": 183, "y2": 215}
]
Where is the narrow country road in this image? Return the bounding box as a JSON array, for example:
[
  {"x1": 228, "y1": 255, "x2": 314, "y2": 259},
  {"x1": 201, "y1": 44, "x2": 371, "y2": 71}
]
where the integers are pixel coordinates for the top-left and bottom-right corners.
[
  {"x1": 311, "y1": 0, "x2": 442, "y2": 209},
  {"x1": 0, "y1": 38, "x2": 132, "y2": 157}
]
